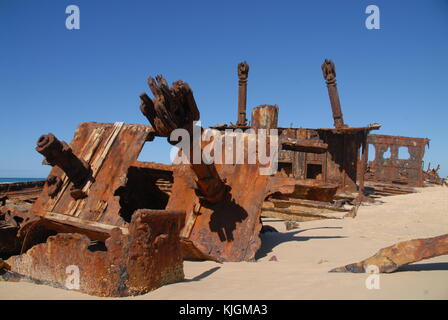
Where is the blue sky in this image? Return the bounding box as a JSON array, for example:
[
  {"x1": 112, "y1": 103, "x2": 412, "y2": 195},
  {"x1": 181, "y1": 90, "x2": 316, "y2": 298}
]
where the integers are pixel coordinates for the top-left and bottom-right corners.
[{"x1": 1, "y1": 0, "x2": 447, "y2": 178}]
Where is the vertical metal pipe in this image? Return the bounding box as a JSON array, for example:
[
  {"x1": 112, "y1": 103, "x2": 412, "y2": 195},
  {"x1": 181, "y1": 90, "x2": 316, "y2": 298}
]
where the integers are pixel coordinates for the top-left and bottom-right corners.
[
  {"x1": 237, "y1": 61, "x2": 249, "y2": 126},
  {"x1": 321, "y1": 59, "x2": 346, "y2": 129}
]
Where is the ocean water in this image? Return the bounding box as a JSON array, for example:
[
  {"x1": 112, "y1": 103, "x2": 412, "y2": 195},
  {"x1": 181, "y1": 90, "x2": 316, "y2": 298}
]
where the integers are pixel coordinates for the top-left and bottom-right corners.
[{"x1": 0, "y1": 178, "x2": 45, "y2": 184}]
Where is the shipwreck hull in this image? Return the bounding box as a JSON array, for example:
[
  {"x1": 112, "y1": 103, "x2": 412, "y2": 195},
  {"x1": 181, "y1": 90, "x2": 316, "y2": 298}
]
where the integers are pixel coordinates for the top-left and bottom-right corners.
[
  {"x1": 169, "y1": 164, "x2": 298, "y2": 262},
  {"x1": 1, "y1": 210, "x2": 185, "y2": 297}
]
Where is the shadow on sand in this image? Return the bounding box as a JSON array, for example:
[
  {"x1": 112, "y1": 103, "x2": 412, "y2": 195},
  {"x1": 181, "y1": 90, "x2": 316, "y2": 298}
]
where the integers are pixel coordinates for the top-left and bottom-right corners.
[
  {"x1": 255, "y1": 226, "x2": 345, "y2": 260},
  {"x1": 184, "y1": 266, "x2": 221, "y2": 282},
  {"x1": 398, "y1": 262, "x2": 448, "y2": 272}
]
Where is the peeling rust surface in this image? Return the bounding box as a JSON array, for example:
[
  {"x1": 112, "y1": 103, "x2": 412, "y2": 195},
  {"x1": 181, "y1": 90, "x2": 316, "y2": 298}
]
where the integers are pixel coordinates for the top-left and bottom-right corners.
[
  {"x1": 1, "y1": 210, "x2": 185, "y2": 297},
  {"x1": 31, "y1": 122, "x2": 153, "y2": 238},
  {"x1": 330, "y1": 234, "x2": 448, "y2": 273},
  {"x1": 169, "y1": 165, "x2": 298, "y2": 262}
]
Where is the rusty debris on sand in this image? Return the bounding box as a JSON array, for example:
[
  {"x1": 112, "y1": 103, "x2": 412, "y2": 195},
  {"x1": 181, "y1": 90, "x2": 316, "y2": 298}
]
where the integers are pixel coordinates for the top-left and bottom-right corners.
[{"x1": 330, "y1": 234, "x2": 448, "y2": 273}]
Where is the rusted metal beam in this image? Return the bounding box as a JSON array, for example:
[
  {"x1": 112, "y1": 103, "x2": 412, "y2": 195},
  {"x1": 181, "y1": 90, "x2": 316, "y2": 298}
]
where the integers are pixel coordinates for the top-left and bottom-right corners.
[
  {"x1": 261, "y1": 180, "x2": 354, "y2": 221},
  {"x1": 237, "y1": 61, "x2": 249, "y2": 126},
  {"x1": 281, "y1": 137, "x2": 328, "y2": 153},
  {"x1": 322, "y1": 59, "x2": 347, "y2": 129},
  {"x1": 262, "y1": 206, "x2": 346, "y2": 220},
  {"x1": 364, "y1": 181, "x2": 416, "y2": 197},
  {"x1": 190, "y1": 161, "x2": 229, "y2": 205},
  {"x1": 266, "y1": 197, "x2": 351, "y2": 212},
  {"x1": 330, "y1": 234, "x2": 448, "y2": 273}
]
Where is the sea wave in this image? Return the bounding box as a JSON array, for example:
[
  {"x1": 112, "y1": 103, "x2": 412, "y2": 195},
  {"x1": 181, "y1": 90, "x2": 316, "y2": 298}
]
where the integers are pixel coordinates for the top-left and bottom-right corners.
[{"x1": 0, "y1": 178, "x2": 45, "y2": 184}]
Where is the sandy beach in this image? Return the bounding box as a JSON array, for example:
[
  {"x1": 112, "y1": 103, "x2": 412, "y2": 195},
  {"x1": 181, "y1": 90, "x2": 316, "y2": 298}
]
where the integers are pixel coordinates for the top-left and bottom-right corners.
[{"x1": 0, "y1": 185, "x2": 447, "y2": 300}]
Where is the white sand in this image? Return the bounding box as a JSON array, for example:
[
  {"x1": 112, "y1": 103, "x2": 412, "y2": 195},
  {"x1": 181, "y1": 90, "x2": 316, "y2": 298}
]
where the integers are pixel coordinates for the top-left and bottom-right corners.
[{"x1": 1, "y1": 185, "x2": 447, "y2": 300}]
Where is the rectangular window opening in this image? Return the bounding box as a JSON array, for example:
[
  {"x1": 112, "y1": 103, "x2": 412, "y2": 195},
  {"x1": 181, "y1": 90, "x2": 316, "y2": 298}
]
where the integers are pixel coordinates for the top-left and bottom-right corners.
[{"x1": 306, "y1": 164, "x2": 322, "y2": 180}]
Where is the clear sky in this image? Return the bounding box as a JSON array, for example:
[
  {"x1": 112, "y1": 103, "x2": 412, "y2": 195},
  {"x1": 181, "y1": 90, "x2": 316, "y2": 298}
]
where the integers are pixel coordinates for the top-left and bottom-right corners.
[{"x1": 1, "y1": 0, "x2": 447, "y2": 178}]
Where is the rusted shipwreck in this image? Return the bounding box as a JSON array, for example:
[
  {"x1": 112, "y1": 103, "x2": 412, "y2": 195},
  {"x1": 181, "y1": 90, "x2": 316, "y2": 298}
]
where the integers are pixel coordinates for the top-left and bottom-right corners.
[
  {"x1": 362, "y1": 133, "x2": 447, "y2": 197},
  {"x1": 0, "y1": 64, "x2": 313, "y2": 296},
  {"x1": 363, "y1": 134, "x2": 429, "y2": 196},
  {"x1": 0, "y1": 59, "x2": 442, "y2": 297},
  {"x1": 423, "y1": 163, "x2": 446, "y2": 186},
  {"x1": 250, "y1": 60, "x2": 381, "y2": 220}
]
